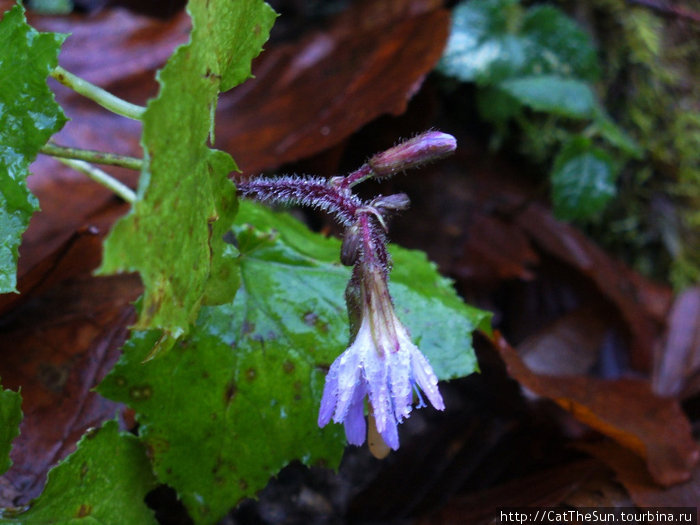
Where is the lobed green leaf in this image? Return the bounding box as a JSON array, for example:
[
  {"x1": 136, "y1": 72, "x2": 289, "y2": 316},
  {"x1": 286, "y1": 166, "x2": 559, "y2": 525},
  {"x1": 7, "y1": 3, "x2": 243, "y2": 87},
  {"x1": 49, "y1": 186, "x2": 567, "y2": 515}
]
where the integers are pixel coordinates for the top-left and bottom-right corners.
[
  {"x1": 100, "y1": 201, "x2": 490, "y2": 524},
  {"x1": 99, "y1": 0, "x2": 276, "y2": 344},
  {"x1": 0, "y1": 420, "x2": 157, "y2": 524},
  {"x1": 0, "y1": 4, "x2": 67, "y2": 293}
]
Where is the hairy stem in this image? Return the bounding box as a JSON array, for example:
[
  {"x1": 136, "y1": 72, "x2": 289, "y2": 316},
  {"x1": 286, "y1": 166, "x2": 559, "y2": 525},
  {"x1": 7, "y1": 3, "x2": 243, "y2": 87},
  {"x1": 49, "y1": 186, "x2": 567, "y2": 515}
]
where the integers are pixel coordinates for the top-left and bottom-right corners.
[
  {"x1": 41, "y1": 143, "x2": 144, "y2": 171},
  {"x1": 51, "y1": 66, "x2": 146, "y2": 121},
  {"x1": 56, "y1": 158, "x2": 136, "y2": 204},
  {"x1": 337, "y1": 164, "x2": 373, "y2": 190},
  {"x1": 238, "y1": 175, "x2": 363, "y2": 226}
]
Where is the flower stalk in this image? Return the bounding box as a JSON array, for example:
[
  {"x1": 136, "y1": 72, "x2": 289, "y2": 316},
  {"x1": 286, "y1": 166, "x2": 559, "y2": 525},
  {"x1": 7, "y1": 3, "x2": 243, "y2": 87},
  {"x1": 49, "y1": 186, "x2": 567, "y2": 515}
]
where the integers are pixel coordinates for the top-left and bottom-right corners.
[
  {"x1": 40, "y1": 143, "x2": 144, "y2": 171},
  {"x1": 51, "y1": 66, "x2": 146, "y2": 121},
  {"x1": 239, "y1": 131, "x2": 456, "y2": 455},
  {"x1": 55, "y1": 157, "x2": 136, "y2": 204}
]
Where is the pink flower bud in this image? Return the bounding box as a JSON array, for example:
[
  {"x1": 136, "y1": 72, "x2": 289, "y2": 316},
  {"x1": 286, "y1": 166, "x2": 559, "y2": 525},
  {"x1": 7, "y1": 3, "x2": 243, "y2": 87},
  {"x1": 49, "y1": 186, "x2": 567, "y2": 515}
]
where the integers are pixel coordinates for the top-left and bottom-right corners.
[{"x1": 368, "y1": 131, "x2": 457, "y2": 178}]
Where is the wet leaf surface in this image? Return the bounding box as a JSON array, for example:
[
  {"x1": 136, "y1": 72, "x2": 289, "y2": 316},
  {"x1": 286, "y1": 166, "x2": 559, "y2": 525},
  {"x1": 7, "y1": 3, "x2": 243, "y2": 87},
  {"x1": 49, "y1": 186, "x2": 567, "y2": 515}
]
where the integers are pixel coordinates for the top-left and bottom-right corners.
[
  {"x1": 0, "y1": 4, "x2": 67, "y2": 293},
  {"x1": 99, "y1": 0, "x2": 275, "y2": 341},
  {"x1": 0, "y1": 420, "x2": 157, "y2": 524}
]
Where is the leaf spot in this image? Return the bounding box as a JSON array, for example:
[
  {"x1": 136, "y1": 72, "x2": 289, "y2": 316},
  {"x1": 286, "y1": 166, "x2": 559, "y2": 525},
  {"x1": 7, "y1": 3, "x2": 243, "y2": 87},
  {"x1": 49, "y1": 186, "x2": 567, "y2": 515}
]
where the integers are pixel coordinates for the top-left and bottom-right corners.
[
  {"x1": 303, "y1": 312, "x2": 318, "y2": 326},
  {"x1": 76, "y1": 504, "x2": 92, "y2": 518},
  {"x1": 303, "y1": 311, "x2": 328, "y2": 333},
  {"x1": 224, "y1": 381, "x2": 237, "y2": 404},
  {"x1": 129, "y1": 384, "x2": 153, "y2": 401},
  {"x1": 242, "y1": 320, "x2": 255, "y2": 335}
]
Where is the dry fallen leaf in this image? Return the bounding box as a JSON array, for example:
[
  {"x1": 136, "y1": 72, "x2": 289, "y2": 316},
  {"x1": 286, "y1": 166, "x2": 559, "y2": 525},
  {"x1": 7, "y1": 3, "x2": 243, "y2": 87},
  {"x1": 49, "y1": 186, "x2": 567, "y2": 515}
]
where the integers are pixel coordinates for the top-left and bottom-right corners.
[
  {"x1": 515, "y1": 204, "x2": 673, "y2": 372},
  {"x1": 493, "y1": 331, "x2": 699, "y2": 487},
  {"x1": 218, "y1": 0, "x2": 450, "y2": 174},
  {"x1": 0, "y1": 274, "x2": 141, "y2": 506},
  {"x1": 653, "y1": 287, "x2": 700, "y2": 398},
  {"x1": 579, "y1": 440, "x2": 700, "y2": 510}
]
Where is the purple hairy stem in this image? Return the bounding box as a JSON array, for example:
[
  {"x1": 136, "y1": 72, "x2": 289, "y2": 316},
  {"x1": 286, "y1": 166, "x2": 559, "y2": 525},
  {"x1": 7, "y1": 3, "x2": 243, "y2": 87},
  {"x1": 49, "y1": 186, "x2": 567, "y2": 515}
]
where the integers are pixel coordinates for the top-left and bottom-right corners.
[
  {"x1": 358, "y1": 213, "x2": 389, "y2": 273},
  {"x1": 336, "y1": 164, "x2": 373, "y2": 190},
  {"x1": 237, "y1": 175, "x2": 363, "y2": 226}
]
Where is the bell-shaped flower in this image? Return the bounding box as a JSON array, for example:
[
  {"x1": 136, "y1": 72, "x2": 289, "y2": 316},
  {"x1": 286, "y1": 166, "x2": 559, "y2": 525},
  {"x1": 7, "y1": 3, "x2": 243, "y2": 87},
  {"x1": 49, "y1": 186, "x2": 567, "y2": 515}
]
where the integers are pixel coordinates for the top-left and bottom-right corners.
[{"x1": 317, "y1": 264, "x2": 444, "y2": 451}]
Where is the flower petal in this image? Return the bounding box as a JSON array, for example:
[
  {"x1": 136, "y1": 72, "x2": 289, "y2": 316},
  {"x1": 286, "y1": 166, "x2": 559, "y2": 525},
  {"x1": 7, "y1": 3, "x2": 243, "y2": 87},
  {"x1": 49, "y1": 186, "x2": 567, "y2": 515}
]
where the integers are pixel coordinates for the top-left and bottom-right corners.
[
  {"x1": 388, "y1": 345, "x2": 412, "y2": 422},
  {"x1": 331, "y1": 345, "x2": 363, "y2": 424},
  {"x1": 364, "y1": 348, "x2": 392, "y2": 435},
  {"x1": 318, "y1": 358, "x2": 340, "y2": 427},
  {"x1": 378, "y1": 413, "x2": 399, "y2": 450},
  {"x1": 409, "y1": 346, "x2": 444, "y2": 411},
  {"x1": 344, "y1": 383, "x2": 367, "y2": 446}
]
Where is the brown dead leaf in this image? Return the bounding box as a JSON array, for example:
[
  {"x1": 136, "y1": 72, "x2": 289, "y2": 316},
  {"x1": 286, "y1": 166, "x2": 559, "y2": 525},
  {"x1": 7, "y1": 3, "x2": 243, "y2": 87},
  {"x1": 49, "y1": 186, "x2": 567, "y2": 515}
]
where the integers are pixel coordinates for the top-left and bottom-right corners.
[
  {"x1": 0, "y1": 274, "x2": 141, "y2": 506},
  {"x1": 455, "y1": 213, "x2": 539, "y2": 283},
  {"x1": 516, "y1": 204, "x2": 673, "y2": 371},
  {"x1": 0, "y1": 226, "x2": 102, "y2": 317},
  {"x1": 519, "y1": 306, "x2": 608, "y2": 377},
  {"x1": 415, "y1": 461, "x2": 606, "y2": 525},
  {"x1": 493, "y1": 331, "x2": 699, "y2": 487},
  {"x1": 30, "y1": 8, "x2": 187, "y2": 92},
  {"x1": 218, "y1": 0, "x2": 450, "y2": 175},
  {"x1": 653, "y1": 287, "x2": 700, "y2": 398},
  {"x1": 579, "y1": 440, "x2": 700, "y2": 510}
]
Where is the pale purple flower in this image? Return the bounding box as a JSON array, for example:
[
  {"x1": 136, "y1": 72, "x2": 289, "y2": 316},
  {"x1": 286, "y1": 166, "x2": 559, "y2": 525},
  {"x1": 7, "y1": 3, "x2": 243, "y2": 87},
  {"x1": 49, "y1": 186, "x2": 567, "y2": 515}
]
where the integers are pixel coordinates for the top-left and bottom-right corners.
[
  {"x1": 317, "y1": 265, "x2": 444, "y2": 451},
  {"x1": 237, "y1": 130, "x2": 459, "y2": 453}
]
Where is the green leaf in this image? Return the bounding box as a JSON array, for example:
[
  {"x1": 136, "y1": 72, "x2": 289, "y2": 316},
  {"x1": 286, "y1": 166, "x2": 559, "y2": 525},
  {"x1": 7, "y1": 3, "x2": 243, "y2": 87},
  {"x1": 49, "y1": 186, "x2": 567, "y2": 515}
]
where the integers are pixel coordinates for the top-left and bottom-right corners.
[
  {"x1": 0, "y1": 379, "x2": 22, "y2": 476},
  {"x1": 27, "y1": 0, "x2": 74, "y2": 15},
  {"x1": 593, "y1": 111, "x2": 644, "y2": 159},
  {"x1": 230, "y1": 200, "x2": 491, "y2": 378},
  {"x1": 499, "y1": 75, "x2": 598, "y2": 119},
  {"x1": 520, "y1": 5, "x2": 599, "y2": 81},
  {"x1": 551, "y1": 136, "x2": 619, "y2": 221},
  {"x1": 476, "y1": 86, "x2": 522, "y2": 127},
  {"x1": 0, "y1": 420, "x2": 157, "y2": 524},
  {"x1": 0, "y1": 4, "x2": 67, "y2": 293},
  {"x1": 439, "y1": 0, "x2": 599, "y2": 85},
  {"x1": 99, "y1": 0, "x2": 276, "y2": 342},
  {"x1": 99, "y1": 201, "x2": 490, "y2": 524}
]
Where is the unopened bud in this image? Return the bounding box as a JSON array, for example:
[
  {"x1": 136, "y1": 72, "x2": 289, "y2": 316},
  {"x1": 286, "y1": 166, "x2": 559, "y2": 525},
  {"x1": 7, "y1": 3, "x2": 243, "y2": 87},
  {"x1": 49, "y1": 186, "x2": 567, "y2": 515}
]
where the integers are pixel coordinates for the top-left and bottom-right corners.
[
  {"x1": 370, "y1": 193, "x2": 410, "y2": 213},
  {"x1": 368, "y1": 131, "x2": 456, "y2": 178}
]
